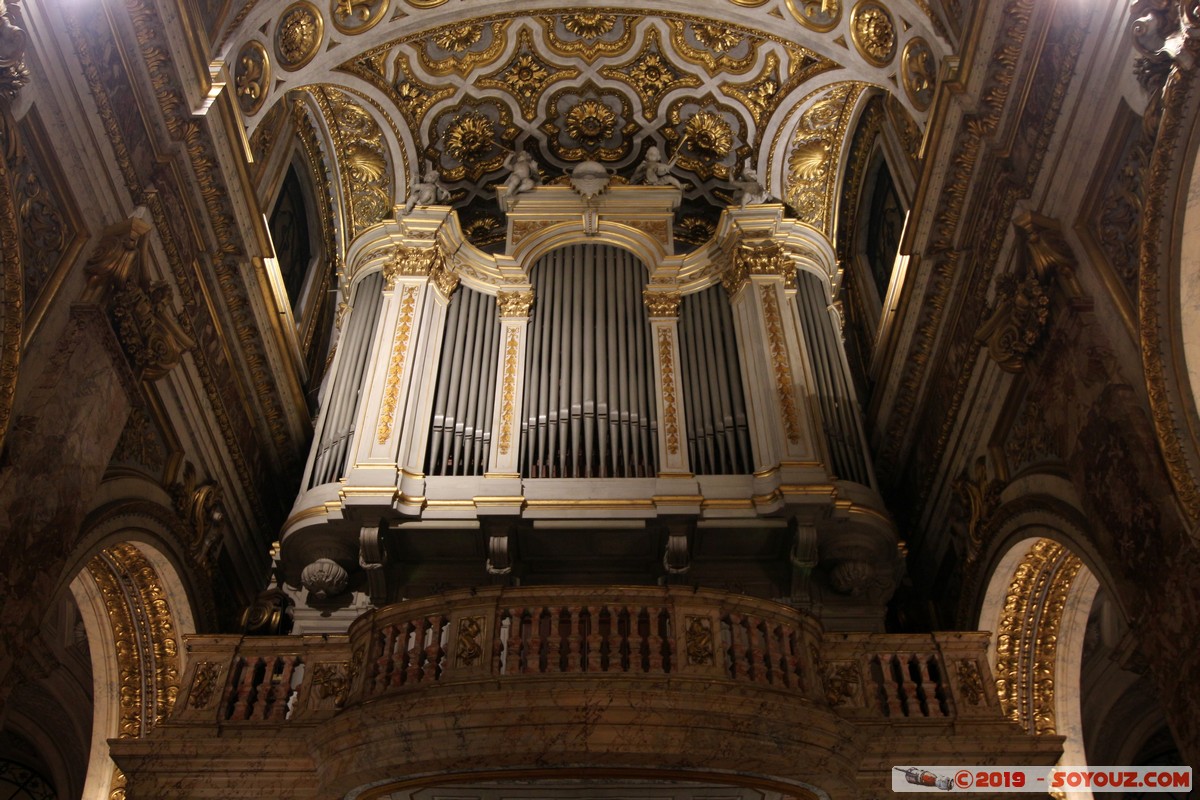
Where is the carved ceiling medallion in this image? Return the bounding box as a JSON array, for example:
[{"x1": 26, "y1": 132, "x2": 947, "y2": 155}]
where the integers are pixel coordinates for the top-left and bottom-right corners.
[
  {"x1": 850, "y1": 0, "x2": 897, "y2": 67},
  {"x1": 234, "y1": 40, "x2": 269, "y2": 115},
  {"x1": 785, "y1": 0, "x2": 842, "y2": 33},
  {"x1": 427, "y1": 99, "x2": 517, "y2": 182},
  {"x1": 542, "y1": 83, "x2": 637, "y2": 162},
  {"x1": 901, "y1": 36, "x2": 936, "y2": 111},
  {"x1": 540, "y1": 13, "x2": 637, "y2": 63},
  {"x1": 275, "y1": 1, "x2": 324, "y2": 71},
  {"x1": 665, "y1": 95, "x2": 749, "y2": 181}
]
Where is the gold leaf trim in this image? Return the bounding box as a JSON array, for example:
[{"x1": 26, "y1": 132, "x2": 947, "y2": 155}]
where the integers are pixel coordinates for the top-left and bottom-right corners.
[{"x1": 376, "y1": 285, "x2": 418, "y2": 443}]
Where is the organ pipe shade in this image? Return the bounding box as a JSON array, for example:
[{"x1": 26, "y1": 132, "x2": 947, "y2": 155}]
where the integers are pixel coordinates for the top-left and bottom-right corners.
[
  {"x1": 520, "y1": 244, "x2": 658, "y2": 478},
  {"x1": 307, "y1": 271, "x2": 385, "y2": 488},
  {"x1": 677, "y1": 285, "x2": 753, "y2": 474},
  {"x1": 425, "y1": 286, "x2": 500, "y2": 476},
  {"x1": 794, "y1": 270, "x2": 872, "y2": 487}
]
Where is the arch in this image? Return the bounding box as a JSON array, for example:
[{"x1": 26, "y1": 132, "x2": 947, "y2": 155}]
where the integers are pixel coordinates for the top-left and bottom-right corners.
[{"x1": 68, "y1": 537, "x2": 194, "y2": 800}]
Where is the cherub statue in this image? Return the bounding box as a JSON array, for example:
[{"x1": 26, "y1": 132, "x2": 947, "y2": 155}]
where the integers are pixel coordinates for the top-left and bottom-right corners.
[
  {"x1": 400, "y1": 169, "x2": 451, "y2": 216},
  {"x1": 632, "y1": 145, "x2": 684, "y2": 189},
  {"x1": 731, "y1": 160, "x2": 769, "y2": 207},
  {"x1": 503, "y1": 150, "x2": 541, "y2": 196}
]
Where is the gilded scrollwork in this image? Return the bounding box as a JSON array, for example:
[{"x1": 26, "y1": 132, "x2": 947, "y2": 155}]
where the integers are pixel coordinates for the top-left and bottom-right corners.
[
  {"x1": 824, "y1": 661, "x2": 861, "y2": 705},
  {"x1": 418, "y1": 19, "x2": 510, "y2": 77},
  {"x1": 901, "y1": 37, "x2": 936, "y2": 111},
  {"x1": 786, "y1": 82, "x2": 865, "y2": 234},
  {"x1": 785, "y1": 0, "x2": 842, "y2": 33},
  {"x1": 666, "y1": 18, "x2": 756, "y2": 75},
  {"x1": 497, "y1": 325, "x2": 521, "y2": 455},
  {"x1": 956, "y1": 658, "x2": 985, "y2": 706},
  {"x1": 376, "y1": 285, "x2": 418, "y2": 443},
  {"x1": 539, "y1": 13, "x2": 635, "y2": 64},
  {"x1": 312, "y1": 661, "x2": 352, "y2": 705},
  {"x1": 188, "y1": 661, "x2": 222, "y2": 708},
  {"x1": 761, "y1": 283, "x2": 803, "y2": 444},
  {"x1": 331, "y1": 0, "x2": 387, "y2": 35},
  {"x1": 657, "y1": 326, "x2": 681, "y2": 455},
  {"x1": 311, "y1": 86, "x2": 392, "y2": 234},
  {"x1": 455, "y1": 615, "x2": 485, "y2": 666}
]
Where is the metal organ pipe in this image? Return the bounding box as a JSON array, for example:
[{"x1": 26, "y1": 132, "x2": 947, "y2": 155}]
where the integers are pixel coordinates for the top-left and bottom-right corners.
[
  {"x1": 520, "y1": 244, "x2": 657, "y2": 478},
  {"x1": 678, "y1": 285, "x2": 752, "y2": 475},
  {"x1": 794, "y1": 270, "x2": 872, "y2": 486},
  {"x1": 425, "y1": 286, "x2": 500, "y2": 476},
  {"x1": 307, "y1": 271, "x2": 385, "y2": 488}
]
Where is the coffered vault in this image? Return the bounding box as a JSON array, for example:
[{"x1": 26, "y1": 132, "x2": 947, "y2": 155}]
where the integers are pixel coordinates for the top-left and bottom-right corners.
[{"x1": 223, "y1": 3, "x2": 941, "y2": 255}]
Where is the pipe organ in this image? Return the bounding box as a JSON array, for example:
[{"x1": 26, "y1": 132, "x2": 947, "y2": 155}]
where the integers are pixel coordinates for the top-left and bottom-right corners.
[
  {"x1": 282, "y1": 187, "x2": 899, "y2": 633},
  {"x1": 520, "y1": 244, "x2": 658, "y2": 479}
]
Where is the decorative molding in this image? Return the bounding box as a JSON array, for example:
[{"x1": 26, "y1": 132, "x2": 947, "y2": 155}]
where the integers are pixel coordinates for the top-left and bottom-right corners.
[
  {"x1": 657, "y1": 327, "x2": 680, "y2": 455},
  {"x1": 376, "y1": 285, "x2": 418, "y2": 443},
  {"x1": 643, "y1": 290, "x2": 681, "y2": 318},
  {"x1": 760, "y1": 283, "x2": 802, "y2": 444},
  {"x1": 684, "y1": 615, "x2": 714, "y2": 665},
  {"x1": 497, "y1": 325, "x2": 521, "y2": 456}
]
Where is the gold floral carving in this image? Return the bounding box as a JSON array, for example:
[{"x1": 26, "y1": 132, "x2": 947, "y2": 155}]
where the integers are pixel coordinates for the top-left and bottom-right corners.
[
  {"x1": 477, "y1": 29, "x2": 578, "y2": 121},
  {"x1": 785, "y1": 82, "x2": 865, "y2": 233},
  {"x1": 901, "y1": 37, "x2": 936, "y2": 111},
  {"x1": 430, "y1": 255, "x2": 459, "y2": 300},
  {"x1": 850, "y1": 0, "x2": 897, "y2": 67},
  {"x1": 86, "y1": 544, "x2": 181, "y2": 740},
  {"x1": 427, "y1": 98, "x2": 515, "y2": 182},
  {"x1": 684, "y1": 615, "x2": 715, "y2": 665},
  {"x1": 418, "y1": 20, "x2": 510, "y2": 77},
  {"x1": 956, "y1": 658, "x2": 985, "y2": 705},
  {"x1": 376, "y1": 285, "x2": 418, "y2": 443},
  {"x1": 275, "y1": 1, "x2": 323, "y2": 71},
  {"x1": 497, "y1": 290, "x2": 535, "y2": 318},
  {"x1": 234, "y1": 41, "x2": 269, "y2": 116},
  {"x1": 761, "y1": 284, "x2": 802, "y2": 444},
  {"x1": 600, "y1": 28, "x2": 701, "y2": 121},
  {"x1": 497, "y1": 326, "x2": 521, "y2": 456},
  {"x1": 1138, "y1": 49, "x2": 1200, "y2": 521},
  {"x1": 643, "y1": 290, "x2": 682, "y2": 318},
  {"x1": 664, "y1": 95, "x2": 748, "y2": 181},
  {"x1": 566, "y1": 98, "x2": 617, "y2": 146},
  {"x1": 540, "y1": 14, "x2": 635, "y2": 64},
  {"x1": 621, "y1": 218, "x2": 669, "y2": 244},
  {"x1": 311, "y1": 87, "x2": 392, "y2": 234},
  {"x1": 455, "y1": 615, "x2": 485, "y2": 666},
  {"x1": 685, "y1": 111, "x2": 734, "y2": 159},
  {"x1": 724, "y1": 241, "x2": 792, "y2": 296},
  {"x1": 676, "y1": 215, "x2": 717, "y2": 247},
  {"x1": 657, "y1": 327, "x2": 681, "y2": 455},
  {"x1": 666, "y1": 19, "x2": 757, "y2": 75},
  {"x1": 380, "y1": 53, "x2": 454, "y2": 127},
  {"x1": 188, "y1": 661, "x2": 221, "y2": 708},
  {"x1": 953, "y1": 455, "x2": 1003, "y2": 559},
  {"x1": 332, "y1": 0, "x2": 387, "y2": 35},
  {"x1": 312, "y1": 661, "x2": 352, "y2": 705},
  {"x1": 995, "y1": 539, "x2": 1081, "y2": 735},
  {"x1": 785, "y1": 0, "x2": 842, "y2": 33}
]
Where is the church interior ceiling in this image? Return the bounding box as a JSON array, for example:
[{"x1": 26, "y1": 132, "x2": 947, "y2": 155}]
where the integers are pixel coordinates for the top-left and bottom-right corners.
[{"x1": 226, "y1": 2, "x2": 942, "y2": 251}]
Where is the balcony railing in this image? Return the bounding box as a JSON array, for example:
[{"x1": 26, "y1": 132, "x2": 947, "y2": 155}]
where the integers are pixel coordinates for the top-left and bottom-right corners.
[{"x1": 173, "y1": 587, "x2": 1000, "y2": 726}]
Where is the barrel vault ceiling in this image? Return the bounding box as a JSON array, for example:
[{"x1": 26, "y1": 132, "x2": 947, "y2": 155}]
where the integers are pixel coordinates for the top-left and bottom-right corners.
[{"x1": 222, "y1": 1, "x2": 945, "y2": 251}]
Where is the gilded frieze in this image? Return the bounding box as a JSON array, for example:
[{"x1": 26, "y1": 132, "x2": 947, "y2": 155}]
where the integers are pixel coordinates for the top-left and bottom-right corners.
[
  {"x1": 275, "y1": 1, "x2": 323, "y2": 71},
  {"x1": 850, "y1": 0, "x2": 897, "y2": 67},
  {"x1": 600, "y1": 28, "x2": 701, "y2": 122},
  {"x1": 656, "y1": 327, "x2": 681, "y2": 455},
  {"x1": 311, "y1": 86, "x2": 392, "y2": 234},
  {"x1": 376, "y1": 284, "x2": 418, "y2": 443},
  {"x1": 901, "y1": 37, "x2": 936, "y2": 111},
  {"x1": 331, "y1": 0, "x2": 388, "y2": 35},
  {"x1": 760, "y1": 283, "x2": 803, "y2": 444},
  {"x1": 497, "y1": 325, "x2": 521, "y2": 455},
  {"x1": 234, "y1": 40, "x2": 269, "y2": 115}
]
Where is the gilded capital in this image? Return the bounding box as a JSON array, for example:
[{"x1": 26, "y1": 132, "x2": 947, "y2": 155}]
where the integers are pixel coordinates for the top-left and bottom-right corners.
[
  {"x1": 383, "y1": 245, "x2": 440, "y2": 289},
  {"x1": 497, "y1": 289, "x2": 534, "y2": 318},
  {"x1": 642, "y1": 289, "x2": 681, "y2": 318}
]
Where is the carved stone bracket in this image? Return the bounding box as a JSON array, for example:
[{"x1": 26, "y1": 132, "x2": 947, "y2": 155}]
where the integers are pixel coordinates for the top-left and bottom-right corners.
[
  {"x1": 953, "y1": 454, "x2": 1004, "y2": 560},
  {"x1": 169, "y1": 461, "x2": 226, "y2": 571},
  {"x1": 359, "y1": 521, "x2": 388, "y2": 606}
]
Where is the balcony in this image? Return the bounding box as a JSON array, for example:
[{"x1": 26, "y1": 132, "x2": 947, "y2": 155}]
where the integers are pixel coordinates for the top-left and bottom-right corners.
[{"x1": 114, "y1": 586, "x2": 1061, "y2": 799}]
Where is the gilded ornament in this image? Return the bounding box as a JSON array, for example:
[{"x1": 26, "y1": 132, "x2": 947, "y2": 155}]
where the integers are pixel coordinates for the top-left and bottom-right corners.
[
  {"x1": 901, "y1": 37, "x2": 936, "y2": 111},
  {"x1": 428, "y1": 99, "x2": 513, "y2": 181},
  {"x1": 376, "y1": 285, "x2": 418, "y2": 443},
  {"x1": 418, "y1": 20, "x2": 509, "y2": 77},
  {"x1": 657, "y1": 327, "x2": 680, "y2": 454},
  {"x1": 463, "y1": 214, "x2": 505, "y2": 249},
  {"x1": 824, "y1": 662, "x2": 861, "y2": 705},
  {"x1": 691, "y1": 22, "x2": 743, "y2": 53},
  {"x1": 445, "y1": 112, "x2": 495, "y2": 162},
  {"x1": 312, "y1": 662, "x2": 351, "y2": 705},
  {"x1": 455, "y1": 615, "x2": 485, "y2": 666},
  {"x1": 429, "y1": 254, "x2": 459, "y2": 299},
  {"x1": 784, "y1": 82, "x2": 863, "y2": 232},
  {"x1": 666, "y1": 19, "x2": 757, "y2": 75},
  {"x1": 566, "y1": 98, "x2": 617, "y2": 146},
  {"x1": 643, "y1": 289, "x2": 682, "y2": 318},
  {"x1": 497, "y1": 289, "x2": 535, "y2": 318},
  {"x1": 675, "y1": 214, "x2": 717, "y2": 246},
  {"x1": 234, "y1": 41, "x2": 269, "y2": 116},
  {"x1": 956, "y1": 659, "x2": 985, "y2": 706},
  {"x1": 785, "y1": 0, "x2": 842, "y2": 33},
  {"x1": 562, "y1": 12, "x2": 617, "y2": 39},
  {"x1": 684, "y1": 615, "x2": 715, "y2": 665},
  {"x1": 434, "y1": 24, "x2": 481, "y2": 52},
  {"x1": 188, "y1": 662, "x2": 222, "y2": 708},
  {"x1": 332, "y1": 0, "x2": 387, "y2": 35},
  {"x1": 497, "y1": 325, "x2": 521, "y2": 455},
  {"x1": 275, "y1": 2, "x2": 323, "y2": 71},
  {"x1": 477, "y1": 31, "x2": 577, "y2": 121},
  {"x1": 600, "y1": 28, "x2": 700, "y2": 121},
  {"x1": 684, "y1": 111, "x2": 734, "y2": 159},
  {"x1": 761, "y1": 283, "x2": 803, "y2": 444},
  {"x1": 312, "y1": 87, "x2": 392, "y2": 233},
  {"x1": 850, "y1": 0, "x2": 897, "y2": 67}
]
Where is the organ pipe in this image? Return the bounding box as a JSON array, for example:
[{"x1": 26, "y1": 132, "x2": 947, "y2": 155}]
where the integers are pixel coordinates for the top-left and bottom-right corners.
[
  {"x1": 794, "y1": 270, "x2": 872, "y2": 486},
  {"x1": 426, "y1": 286, "x2": 501, "y2": 476},
  {"x1": 307, "y1": 271, "x2": 385, "y2": 488},
  {"x1": 678, "y1": 285, "x2": 753, "y2": 475},
  {"x1": 521, "y1": 244, "x2": 657, "y2": 478}
]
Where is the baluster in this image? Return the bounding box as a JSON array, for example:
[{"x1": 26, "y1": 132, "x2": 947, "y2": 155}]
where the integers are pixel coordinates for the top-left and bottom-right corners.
[
  {"x1": 885, "y1": 655, "x2": 907, "y2": 715},
  {"x1": 423, "y1": 616, "x2": 443, "y2": 681},
  {"x1": 251, "y1": 658, "x2": 277, "y2": 720},
  {"x1": 762, "y1": 621, "x2": 779, "y2": 687},
  {"x1": 524, "y1": 608, "x2": 542, "y2": 674},
  {"x1": 728, "y1": 614, "x2": 749, "y2": 680},
  {"x1": 629, "y1": 607, "x2": 647, "y2": 672},
  {"x1": 546, "y1": 607, "x2": 564, "y2": 673},
  {"x1": 899, "y1": 654, "x2": 922, "y2": 716},
  {"x1": 748, "y1": 618, "x2": 768, "y2": 684},
  {"x1": 268, "y1": 657, "x2": 297, "y2": 721},
  {"x1": 406, "y1": 619, "x2": 423, "y2": 685},
  {"x1": 925, "y1": 655, "x2": 950, "y2": 716},
  {"x1": 375, "y1": 626, "x2": 395, "y2": 695},
  {"x1": 229, "y1": 657, "x2": 255, "y2": 720},
  {"x1": 493, "y1": 613, "x2": 507, "y2": 675},
  {"x1": 507, "y1": 608, "x2": 524, "y2": 675},
  {"x1": 606, "y1": 607, "x2": 623, "y2": 672},
  {"x1": 662, "y1": 610, "x2": 674, "y2": 673},
  {"x1": 911, "y1": 654, "x2": 934, "y2": 716},
  {"x1": 585, "y1": 606, "x2": 602, "y2": 672},
  {"x1": 566, "y1": 606, "x2": 582, "y2": 673},
  {"x1": 646, "y1": 607, "x2": 663, "y2": 673}
]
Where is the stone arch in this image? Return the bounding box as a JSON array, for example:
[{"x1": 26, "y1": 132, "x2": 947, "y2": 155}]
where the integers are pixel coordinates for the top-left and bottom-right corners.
[{"x1": 67, "y1": 536, "x2": 194, "y2": 800}]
